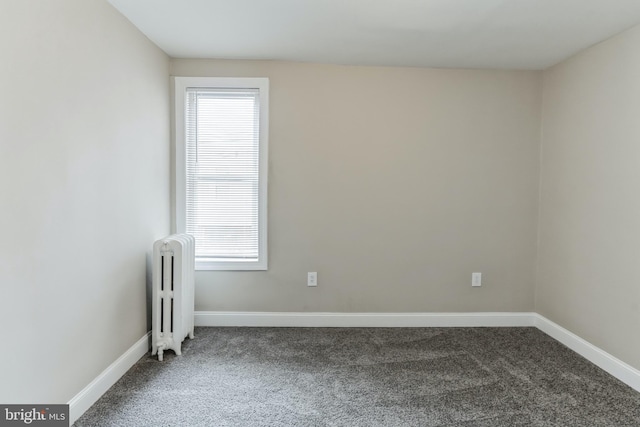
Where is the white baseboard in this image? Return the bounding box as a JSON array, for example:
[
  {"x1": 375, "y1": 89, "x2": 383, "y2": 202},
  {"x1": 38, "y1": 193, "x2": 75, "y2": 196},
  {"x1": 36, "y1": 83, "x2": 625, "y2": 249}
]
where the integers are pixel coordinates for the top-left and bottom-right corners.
[
  {"x1": 194, "y1": 311, "x2": 536, "y2": 327},
  {"x1": 67, "y1": 332, "x2": 150, "y2": 425},
  {"x1": 533, "y1": 314, "x2": 640, "y2": 393}
]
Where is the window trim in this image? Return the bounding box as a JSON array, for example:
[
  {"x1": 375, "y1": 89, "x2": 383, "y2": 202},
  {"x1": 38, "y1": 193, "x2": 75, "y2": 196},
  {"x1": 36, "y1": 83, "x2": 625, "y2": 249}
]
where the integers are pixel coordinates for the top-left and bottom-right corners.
[{"x1": 174, "y1": 76, "x2": 269, "y2": 271}]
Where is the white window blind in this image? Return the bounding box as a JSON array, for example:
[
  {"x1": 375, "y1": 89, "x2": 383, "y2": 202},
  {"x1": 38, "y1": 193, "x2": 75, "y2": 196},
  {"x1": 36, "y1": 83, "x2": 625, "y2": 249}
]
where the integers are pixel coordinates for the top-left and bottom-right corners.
[{"x1": 177, "y1": 78, "x2": 268, "y2": 270}]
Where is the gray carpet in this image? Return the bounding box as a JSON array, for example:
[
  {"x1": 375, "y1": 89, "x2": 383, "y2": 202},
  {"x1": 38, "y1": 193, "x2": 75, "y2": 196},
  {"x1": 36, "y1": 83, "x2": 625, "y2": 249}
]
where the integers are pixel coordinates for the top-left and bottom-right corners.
[{"x1": 74, "y1": 327, "x2": 640, "y2": 426}]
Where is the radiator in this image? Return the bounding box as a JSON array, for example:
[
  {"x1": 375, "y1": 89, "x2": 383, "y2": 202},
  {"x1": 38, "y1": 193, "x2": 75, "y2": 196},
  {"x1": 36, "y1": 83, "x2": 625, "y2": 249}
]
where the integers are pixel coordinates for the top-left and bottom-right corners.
[{"x1": 151, "y1": 234, "x2": 195, "y2": 361}]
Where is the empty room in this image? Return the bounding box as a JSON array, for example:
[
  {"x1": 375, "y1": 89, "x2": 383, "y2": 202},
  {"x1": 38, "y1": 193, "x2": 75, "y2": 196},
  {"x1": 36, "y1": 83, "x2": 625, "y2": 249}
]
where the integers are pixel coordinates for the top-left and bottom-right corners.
[{"x1": 2, "y1": 0, "x2": 640, "y2": 425}]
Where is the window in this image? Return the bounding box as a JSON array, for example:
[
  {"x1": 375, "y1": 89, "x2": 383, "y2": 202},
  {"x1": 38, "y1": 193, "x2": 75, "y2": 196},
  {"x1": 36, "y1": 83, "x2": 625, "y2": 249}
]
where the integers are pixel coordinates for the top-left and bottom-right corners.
[{"x1": 175, "y1": 77, "x2": 268, "y2": 270}]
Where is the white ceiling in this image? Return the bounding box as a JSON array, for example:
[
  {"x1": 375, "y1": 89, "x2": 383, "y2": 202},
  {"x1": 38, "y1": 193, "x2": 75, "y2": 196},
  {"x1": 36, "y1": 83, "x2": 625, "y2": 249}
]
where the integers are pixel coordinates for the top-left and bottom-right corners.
[{"x1": 108, "y1": 0, "x2": 640, "y2": 70}]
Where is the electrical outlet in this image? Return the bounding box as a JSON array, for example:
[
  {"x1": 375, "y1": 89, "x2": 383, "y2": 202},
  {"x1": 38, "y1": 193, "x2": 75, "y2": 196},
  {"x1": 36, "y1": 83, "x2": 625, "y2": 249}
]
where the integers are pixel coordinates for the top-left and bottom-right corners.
[
  {"x1": 472, "y1": 272, "x2": 482, "y2": 287},
  {"x1": 308, "y1": 272, "x2": 318, "y2": 287}
]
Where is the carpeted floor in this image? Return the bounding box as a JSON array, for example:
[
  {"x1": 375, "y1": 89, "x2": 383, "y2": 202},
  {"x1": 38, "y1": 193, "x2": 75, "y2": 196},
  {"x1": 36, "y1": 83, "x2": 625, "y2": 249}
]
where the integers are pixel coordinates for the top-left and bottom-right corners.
[{"x1": 74, "y1": 327, "x2": 640, "y2": 426}]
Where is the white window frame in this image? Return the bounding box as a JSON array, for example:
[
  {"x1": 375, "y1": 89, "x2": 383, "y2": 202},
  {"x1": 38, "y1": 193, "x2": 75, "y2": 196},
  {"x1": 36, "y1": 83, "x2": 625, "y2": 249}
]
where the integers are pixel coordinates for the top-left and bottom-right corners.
[{"x1": 174, "y1": 77, "x2": 269, "y2": 270}]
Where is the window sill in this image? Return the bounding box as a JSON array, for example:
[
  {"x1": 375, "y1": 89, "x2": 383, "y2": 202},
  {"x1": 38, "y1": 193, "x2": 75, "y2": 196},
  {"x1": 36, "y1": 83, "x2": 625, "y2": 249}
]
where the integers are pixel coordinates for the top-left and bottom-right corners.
[{"x1": 196, "y1": 258, "x2": 267, "y2": 271}]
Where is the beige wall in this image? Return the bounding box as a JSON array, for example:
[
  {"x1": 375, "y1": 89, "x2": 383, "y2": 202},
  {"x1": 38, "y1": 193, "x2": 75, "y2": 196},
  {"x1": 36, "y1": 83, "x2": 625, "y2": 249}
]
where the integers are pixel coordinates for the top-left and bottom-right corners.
[
  {"x1": 0, "y1": 0, "x2": 169, "y2": 403},
  {"x1": 171, "y1": 60, "x2": 542, "y2": 313},
  {"x1": 538, "y1": 25, "x2": 640, "y2": 369}
]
